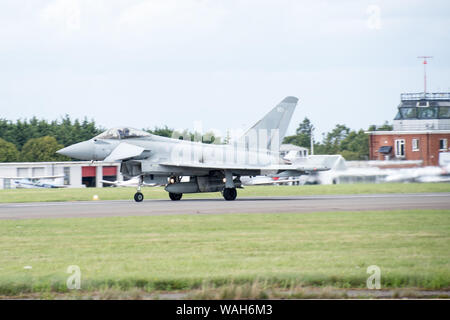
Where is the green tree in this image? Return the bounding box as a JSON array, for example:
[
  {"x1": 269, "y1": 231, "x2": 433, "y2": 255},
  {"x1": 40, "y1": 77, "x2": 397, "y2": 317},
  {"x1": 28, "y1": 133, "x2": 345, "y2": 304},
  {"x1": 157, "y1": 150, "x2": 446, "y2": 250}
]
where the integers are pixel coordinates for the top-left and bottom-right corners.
[
  {"x1": 315, "y1": 124, "x2": 350, "y2": 155},
  {"x1": 163, "y1": 128, "x2": 222, "y2": 144},
  {"x1": 201, "y1": 131, "x2": 221, "y2": 144},
  {"x1": 283, "y1": 117, "x2": 314, "y2": 150},
  {"x1": 339, "y1": 129, "x2": 369, "y2": 160},
  {"x1": 0, "y1": 138, "x2": 20, "y2": 162},
  {"x1": 0, "y1": 116, "x2": 102, "y2": 151},
  {"x1": 20, "y1": 136, "x2": 69, "y2": 162},
  {"x1": 368, "y1": 121, "x2": 393, "y2": 131},
  {"x1": 224, "y1": 130, "x2": 231, "y2": 144},
  {"x1": 339, "y1": 150, "x2": 361, "y2": 161},
  {"x1": 314, "y1": 126, "x2": 369, "y2": 160},
  {"x1": 146, "y1": 126, "x2": 174, "y2": 138}
]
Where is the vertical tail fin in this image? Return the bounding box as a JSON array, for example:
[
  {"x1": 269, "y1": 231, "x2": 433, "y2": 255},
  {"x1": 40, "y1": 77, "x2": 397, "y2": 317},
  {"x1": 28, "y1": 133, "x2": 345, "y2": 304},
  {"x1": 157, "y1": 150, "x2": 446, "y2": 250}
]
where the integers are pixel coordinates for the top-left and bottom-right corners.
[{"x1": 240, "y1": 96, "x2": 298, "y2": 151}]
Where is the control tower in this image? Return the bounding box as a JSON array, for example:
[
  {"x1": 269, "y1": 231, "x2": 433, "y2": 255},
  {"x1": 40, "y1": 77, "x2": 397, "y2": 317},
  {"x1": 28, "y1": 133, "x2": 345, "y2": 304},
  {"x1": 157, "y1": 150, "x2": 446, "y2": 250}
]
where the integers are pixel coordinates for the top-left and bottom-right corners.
[
  {"x1": 394, "y1": 92, "x2": 450, "y2": 131},
  {"x1": 367, "y1": 92, "x2": 450, "y2": 166}
]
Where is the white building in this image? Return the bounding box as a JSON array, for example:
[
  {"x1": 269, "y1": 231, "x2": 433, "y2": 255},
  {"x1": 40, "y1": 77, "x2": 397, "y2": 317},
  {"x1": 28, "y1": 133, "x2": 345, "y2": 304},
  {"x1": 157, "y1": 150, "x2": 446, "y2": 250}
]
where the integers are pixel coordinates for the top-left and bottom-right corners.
[
  {"x1": 0, "y1": 161, "x2": 121, "y2": 189},
  {"x1": 279, "y1": 144, "x2": 309, "y2": 160}
]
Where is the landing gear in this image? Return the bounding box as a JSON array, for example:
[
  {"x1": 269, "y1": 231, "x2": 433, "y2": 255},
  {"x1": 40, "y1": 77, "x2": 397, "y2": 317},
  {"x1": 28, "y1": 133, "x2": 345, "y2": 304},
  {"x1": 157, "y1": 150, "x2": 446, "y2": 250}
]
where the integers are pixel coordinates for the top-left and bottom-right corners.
[
  {"x1": 169, "y1": 192, "x2": 183, "y2": 201},
  {"x1": 134, "y1": 175, "x2": 144, "y2": 202},
  {"x1": 223, "y1": 188, "x2": 237, "y2": 201},
  {"x1": 134, "y1": 192, "x2": 144, "y2": 202}
]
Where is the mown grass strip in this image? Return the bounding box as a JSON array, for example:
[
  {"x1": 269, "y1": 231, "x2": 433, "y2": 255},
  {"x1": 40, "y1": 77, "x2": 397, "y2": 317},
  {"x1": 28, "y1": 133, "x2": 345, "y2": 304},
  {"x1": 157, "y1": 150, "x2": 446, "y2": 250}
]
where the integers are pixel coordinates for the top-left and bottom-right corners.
[{"x1": 0, "y1": 209, "x2": 448, "y2": 295}]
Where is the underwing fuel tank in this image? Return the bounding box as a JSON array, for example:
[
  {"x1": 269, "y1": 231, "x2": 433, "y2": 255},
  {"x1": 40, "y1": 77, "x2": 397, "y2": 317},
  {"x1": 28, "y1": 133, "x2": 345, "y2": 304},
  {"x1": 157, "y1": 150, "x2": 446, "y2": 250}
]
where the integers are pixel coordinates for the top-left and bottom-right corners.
[
  {"x1": 164, "y1": 177, "x2": 241, "y2": 194},
  {"x1": 165, "y1": 182, "x2": 200, "y2": 194}
]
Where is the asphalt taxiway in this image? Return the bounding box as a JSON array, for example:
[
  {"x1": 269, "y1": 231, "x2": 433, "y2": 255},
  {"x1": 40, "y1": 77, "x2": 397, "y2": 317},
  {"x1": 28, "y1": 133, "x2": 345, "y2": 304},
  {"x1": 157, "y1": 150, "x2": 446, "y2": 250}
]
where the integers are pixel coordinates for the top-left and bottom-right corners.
[{"x1": 0, "y1": 193, "x2": 449, "y2": 220}]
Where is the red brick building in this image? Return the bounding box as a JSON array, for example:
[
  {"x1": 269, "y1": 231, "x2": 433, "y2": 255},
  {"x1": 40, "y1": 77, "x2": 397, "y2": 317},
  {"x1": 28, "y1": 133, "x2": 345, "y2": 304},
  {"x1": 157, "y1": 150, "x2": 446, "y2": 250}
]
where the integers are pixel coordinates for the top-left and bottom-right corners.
[{"x1": 367, "y1": 92, "x2": 450, "y2": 167}]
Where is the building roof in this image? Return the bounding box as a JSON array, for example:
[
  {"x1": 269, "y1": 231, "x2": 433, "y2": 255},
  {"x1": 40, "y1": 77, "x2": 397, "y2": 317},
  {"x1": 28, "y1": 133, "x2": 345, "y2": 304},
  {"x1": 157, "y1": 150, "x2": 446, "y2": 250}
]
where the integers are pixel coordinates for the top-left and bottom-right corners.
[
  {"x1": 280, "y1": 144, "x2": 308, "y2": 152},
  {"x1": 401, "y1": 92, "x2": 450, "y2": 101},
  {"x1": 366, "y1": 130, "x2": 450, "y2": 135},
  {"x1": 394, "y1": 92, "x2": 450, "y2": 121}
]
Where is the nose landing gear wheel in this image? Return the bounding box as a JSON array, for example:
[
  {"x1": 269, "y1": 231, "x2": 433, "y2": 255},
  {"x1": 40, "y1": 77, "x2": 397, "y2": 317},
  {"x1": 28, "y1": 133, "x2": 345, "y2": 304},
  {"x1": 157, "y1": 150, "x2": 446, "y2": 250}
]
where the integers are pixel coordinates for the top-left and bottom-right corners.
[
  {"x1": 223, "y1": 188, "x2": 237, "y2": 201},
  {"x1": 169, "y1": 192, "x2": 183, "y2": 201},
  {"x1": 134, "y1": 192, "x2": 144, "y2": 202}
]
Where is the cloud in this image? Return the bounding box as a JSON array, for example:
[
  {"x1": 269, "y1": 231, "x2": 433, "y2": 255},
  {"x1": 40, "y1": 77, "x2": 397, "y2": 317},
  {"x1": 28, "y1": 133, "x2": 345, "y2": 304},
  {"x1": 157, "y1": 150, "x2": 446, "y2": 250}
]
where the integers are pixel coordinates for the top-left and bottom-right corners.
[
  {"x1": 366, "y1": 4, "x2": 382, "y2": 30},
  {"x1": 40, "y1": 0, "x2": 81, "y2": 31},
  {"x1": 118, "y1": 0, "x2": 226, "y2": 33}
]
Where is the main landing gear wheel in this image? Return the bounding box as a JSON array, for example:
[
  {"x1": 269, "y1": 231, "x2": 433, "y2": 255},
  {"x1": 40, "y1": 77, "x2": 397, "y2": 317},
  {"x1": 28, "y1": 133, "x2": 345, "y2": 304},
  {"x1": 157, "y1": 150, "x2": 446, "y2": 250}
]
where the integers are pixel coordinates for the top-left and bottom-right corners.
[
  {"x1": 134, "y1": 175, "x2": 144, "y2": 202},
  {"x1": 169, "y1": 192, "x2": 183, "y2": 201},
  {"x1": 223, "y1": 188, "x2": 237, "y2": 201},
  {"x1": 134, "y1": 192, "x2": 144, "y2": 202}
]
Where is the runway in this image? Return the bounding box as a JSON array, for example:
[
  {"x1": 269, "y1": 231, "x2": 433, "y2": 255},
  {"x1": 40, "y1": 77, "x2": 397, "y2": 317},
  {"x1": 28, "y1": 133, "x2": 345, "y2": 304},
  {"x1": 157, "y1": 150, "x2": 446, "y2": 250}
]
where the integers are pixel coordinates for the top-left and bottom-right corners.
[{"x1": 0, "y1": 193, "x2": 449, "y2": 220}]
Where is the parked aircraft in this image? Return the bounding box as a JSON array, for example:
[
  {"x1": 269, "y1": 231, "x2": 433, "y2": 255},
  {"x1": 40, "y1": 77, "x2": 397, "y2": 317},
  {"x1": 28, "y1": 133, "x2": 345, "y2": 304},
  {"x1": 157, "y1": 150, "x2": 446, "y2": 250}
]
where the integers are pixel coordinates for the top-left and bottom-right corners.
[
  {"x1": 314, "y1": 159, "x2": 450, "y2": 185},
  {"x1": 384, "y1": 165, "x2": 450, "y2": 183},
  {"x1": 57, "y1": 96, "x2": 331, "y2": 201},
  {"x1": 0, "y1": 175, "x2": 66, "y2": 188}
]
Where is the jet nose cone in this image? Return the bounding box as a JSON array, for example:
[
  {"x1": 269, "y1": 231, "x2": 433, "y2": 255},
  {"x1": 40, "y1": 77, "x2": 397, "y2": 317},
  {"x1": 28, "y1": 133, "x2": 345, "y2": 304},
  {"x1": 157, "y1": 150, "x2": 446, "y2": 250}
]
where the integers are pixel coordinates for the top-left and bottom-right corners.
[{"x1": 57, "y1": 140, "x2": 95, "y2": 160}]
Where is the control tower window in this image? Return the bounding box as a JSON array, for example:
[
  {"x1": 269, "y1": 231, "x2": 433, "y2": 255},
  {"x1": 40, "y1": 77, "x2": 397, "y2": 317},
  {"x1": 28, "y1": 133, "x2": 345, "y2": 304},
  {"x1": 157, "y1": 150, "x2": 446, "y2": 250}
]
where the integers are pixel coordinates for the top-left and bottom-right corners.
[
  {"x1": 418, "y1": 107, "x2": 438, "y2": 119},
  {"x1": 94, "y1": 127, "x2": 150, "y2": 140},
  {"x1": 439, "y1": 107, "x2": 450, "y2": 119},
  {"x1": 399, "y1": 107, "x2": 416, "y2": 119}
]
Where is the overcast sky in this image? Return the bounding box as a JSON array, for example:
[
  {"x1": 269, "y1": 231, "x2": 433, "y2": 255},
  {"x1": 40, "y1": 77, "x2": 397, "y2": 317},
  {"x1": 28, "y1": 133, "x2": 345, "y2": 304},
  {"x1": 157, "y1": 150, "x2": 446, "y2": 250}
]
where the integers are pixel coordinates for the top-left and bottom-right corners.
[{"x1": 1, "y1": 0, "x2": 449, "y2": 140}]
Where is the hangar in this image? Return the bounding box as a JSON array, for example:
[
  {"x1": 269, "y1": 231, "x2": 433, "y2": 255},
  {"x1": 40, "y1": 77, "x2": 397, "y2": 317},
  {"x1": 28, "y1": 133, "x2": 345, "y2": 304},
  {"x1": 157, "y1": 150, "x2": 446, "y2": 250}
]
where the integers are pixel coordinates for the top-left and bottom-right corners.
[{"x1": 0, "y1": 161, "x2": 121, "y2": 189}]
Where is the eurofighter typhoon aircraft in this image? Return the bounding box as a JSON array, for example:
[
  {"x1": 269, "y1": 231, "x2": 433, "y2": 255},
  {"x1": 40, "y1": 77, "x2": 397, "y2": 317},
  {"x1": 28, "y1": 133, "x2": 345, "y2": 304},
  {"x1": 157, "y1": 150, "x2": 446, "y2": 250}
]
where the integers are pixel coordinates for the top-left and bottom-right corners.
[{"x1": 57, "y1": 97, "x2": 330, "y2": 202}]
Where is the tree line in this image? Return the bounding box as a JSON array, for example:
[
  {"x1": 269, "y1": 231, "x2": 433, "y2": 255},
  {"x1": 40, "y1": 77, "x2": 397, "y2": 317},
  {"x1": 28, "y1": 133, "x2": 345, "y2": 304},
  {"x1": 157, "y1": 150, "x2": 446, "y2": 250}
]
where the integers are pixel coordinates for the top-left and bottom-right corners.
[
  {"x1": 283, "y1": 118, "x2": 392, "y2": 160},
  {"x1": 0, "y1": 115, "x2": 391, "y2": 162},
  {"x1": 0, "y1": 116, "x2": 102, "y2": 162},
  {"x1": 0, "y1": 117, "x2": 220, "y2": 162}
]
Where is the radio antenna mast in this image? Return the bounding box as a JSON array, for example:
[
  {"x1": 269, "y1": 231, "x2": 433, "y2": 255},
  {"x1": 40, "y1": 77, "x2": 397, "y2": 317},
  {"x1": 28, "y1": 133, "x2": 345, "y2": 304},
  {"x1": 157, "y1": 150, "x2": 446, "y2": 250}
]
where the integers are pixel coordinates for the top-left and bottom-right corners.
[{"x1": 417, "y1": 56, "x2": 433, "y2": 94}]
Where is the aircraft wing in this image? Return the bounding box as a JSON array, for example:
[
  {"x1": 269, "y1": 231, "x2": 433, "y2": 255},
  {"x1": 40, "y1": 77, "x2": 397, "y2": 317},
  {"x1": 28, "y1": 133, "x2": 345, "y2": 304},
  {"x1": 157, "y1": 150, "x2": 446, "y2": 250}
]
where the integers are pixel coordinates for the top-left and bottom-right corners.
[
  {"x1": 100, "y1": 180, "x2": 119, "y2": 185},
  {"x1": 41, "y1": 184, "x2": 68, "y2": 188},
  {"x1": 159, "y1": 162, "x2": 329, "y2": 174},
  {"x1": 104, "y1": 143, "x2": 148, "y2": 162}
]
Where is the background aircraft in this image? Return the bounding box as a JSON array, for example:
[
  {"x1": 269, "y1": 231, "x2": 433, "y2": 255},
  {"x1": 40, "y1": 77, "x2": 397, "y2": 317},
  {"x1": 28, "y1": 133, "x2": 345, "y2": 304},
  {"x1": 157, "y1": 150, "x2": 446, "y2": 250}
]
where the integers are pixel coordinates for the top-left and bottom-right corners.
[
  {"x1": 57, "y1": 97, "x2": 331, "y2": 201},
  {"x1": 0, "y1": 175, "x2": 66, "y2": 188}
]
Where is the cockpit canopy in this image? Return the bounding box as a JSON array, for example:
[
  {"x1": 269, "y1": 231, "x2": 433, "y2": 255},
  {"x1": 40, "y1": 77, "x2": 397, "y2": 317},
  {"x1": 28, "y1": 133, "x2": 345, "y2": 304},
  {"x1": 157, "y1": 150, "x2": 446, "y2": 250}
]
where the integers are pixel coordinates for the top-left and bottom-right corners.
[{"x1": 94, "y1": 127, "x2": 151, "y2": 140}]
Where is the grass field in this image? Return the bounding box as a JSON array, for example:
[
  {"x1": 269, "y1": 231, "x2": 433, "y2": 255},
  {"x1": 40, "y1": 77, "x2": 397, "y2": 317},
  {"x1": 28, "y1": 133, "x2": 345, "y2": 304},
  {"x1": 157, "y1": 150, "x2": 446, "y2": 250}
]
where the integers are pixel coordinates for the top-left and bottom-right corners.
[
  {"x1": 0, "y1": 209, "x2": 449, "y2": 298},
  {"x1": 0, "y1": 183, "x2": 450, "y2": 203}
]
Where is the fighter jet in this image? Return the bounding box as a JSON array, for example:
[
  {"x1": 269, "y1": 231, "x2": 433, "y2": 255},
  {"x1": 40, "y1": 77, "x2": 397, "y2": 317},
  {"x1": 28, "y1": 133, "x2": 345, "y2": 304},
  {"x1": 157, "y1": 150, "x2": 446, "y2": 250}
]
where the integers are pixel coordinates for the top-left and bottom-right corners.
[{"x1": 57, "y1": 96, "x2": 330, "y2": 201}]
